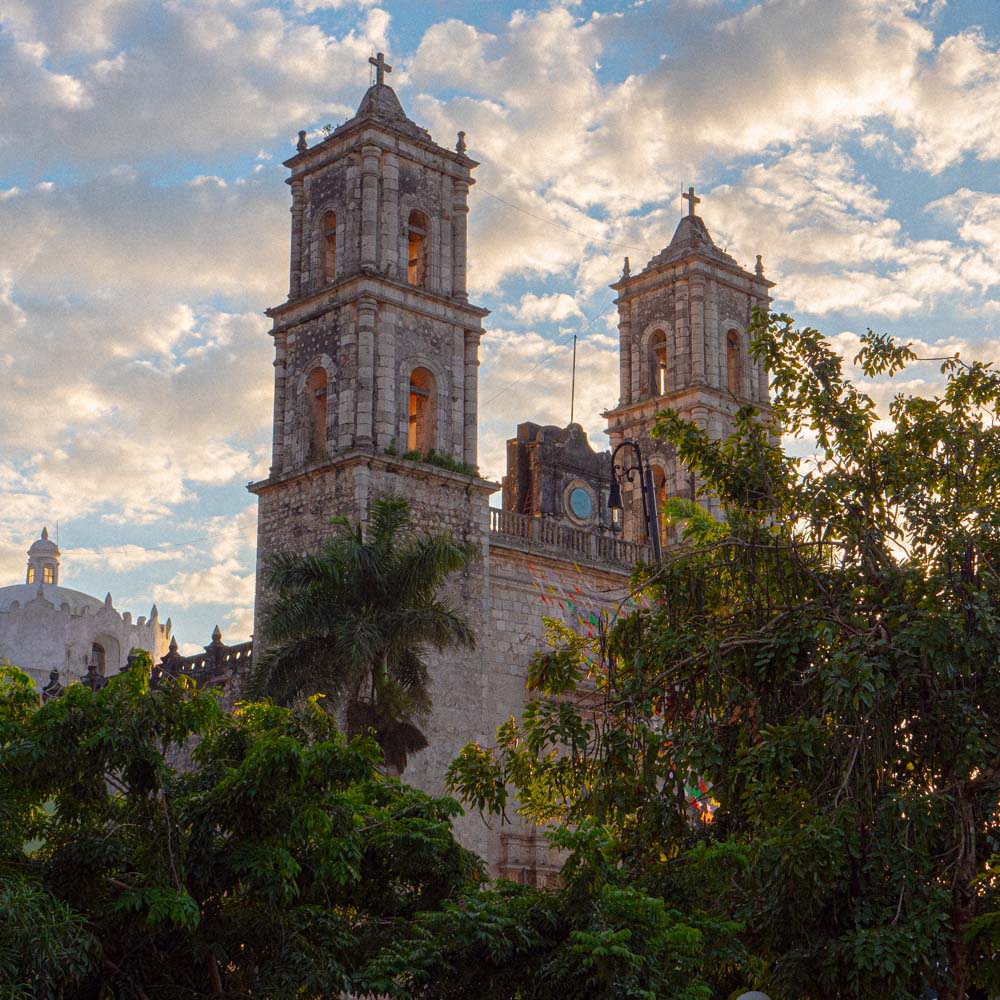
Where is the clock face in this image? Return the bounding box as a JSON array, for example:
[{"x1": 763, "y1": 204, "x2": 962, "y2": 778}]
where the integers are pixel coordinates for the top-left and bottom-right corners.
[{"x1": 569, "y1": 486, "x2": 593, "y2": 520}]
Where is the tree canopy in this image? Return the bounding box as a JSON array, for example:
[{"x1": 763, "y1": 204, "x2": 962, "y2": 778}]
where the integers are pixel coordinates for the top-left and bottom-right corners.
[
  {"x1": 0, "y1": 655, "x2": 478, "y2": 999},
  {"x1": 250, "y1": 494, "x2": 476, "y2": 771},
  {"x1": 448, "y1": 311, "x2": 1000, "y2": 1000}
]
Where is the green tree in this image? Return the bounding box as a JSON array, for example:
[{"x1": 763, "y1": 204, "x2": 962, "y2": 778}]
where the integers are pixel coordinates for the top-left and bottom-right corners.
[
  {"x1": 250, "y1": 493, "x2": 476, "y2": 770},
  {"x1": 0, "y1": 656, "x2": 478, "y2": 998},
  {"x1": 449, "y1": 312, "x2": 1000, "y2": 999}
]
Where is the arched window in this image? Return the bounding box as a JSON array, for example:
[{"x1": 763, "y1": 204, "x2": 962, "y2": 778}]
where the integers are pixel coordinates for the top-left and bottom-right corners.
[
  {"x1": 91, "y1": 643, "x2": 106, "y2": 675},
  {"x1": 42, "y1": 565, "x2": 54, "y2": 584},
  {"x1": 408, "y1": 367, "x2": 436, "y2": 453},
  {"x1": 323, "y1": 211, "x2": 337, "y2": 283},
  {"x1": 726, "y1": 330, "x2": 742, "y2": 396},
  {"x1": 306, "y1": 367, "x2": 328, "y2": 460},
  {"x1": 407, "y1": 210, "x2": 428, "y2": 288},
  {"x1": 650, "y1": 330, "x2": 668, "y2": 397},
  {"x1": 651, "y1": 465, "x2": 668, "y2": 547}
]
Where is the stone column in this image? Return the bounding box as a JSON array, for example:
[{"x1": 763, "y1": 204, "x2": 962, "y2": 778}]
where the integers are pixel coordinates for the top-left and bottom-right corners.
[
  {"x1": 338, "y1": 309, "x2": 356, "y2": 450},
  {"x1": 617, "y1": 301, "x2": 632, "y2": 405},
  {"x1": 463, "y1": 328, "x2": 480, "y2": 467},
  {"x1": 374, "y1": 307, "x2": 396, "y2": 449},
  {"x1": 356, "y1": 296, "x2": 377, "y2": 447},
  {"x1": 360, "y1": 145, "x2": 381, "y2": 271},
  {"x1": 289, "y1": 179, "x2": 304, "y2": 298},
  {"x1": 755, "y1": 296, "x2": 769, "y2": 404},
  {"x1": 269, "y1": 331, "x2": 288, "y2": 474},
  {"x1": 452, "y1": 178, "x2": 470, "y2": 300},
  {"x1": 674, "y1": 278, "x2": 690, "y2": 386},
  {"x1": 690, "y1": 275, "x2": 706, "y2": 384},
  {"x1": 441, "y1": 174, "x2": 454, "y2": 297},
  {"x1": 704, "y1": 281, "x2": 719, "y2": 388},
  {"x1": 380, "y1": 151, "x2": 399, "y2": 278}
]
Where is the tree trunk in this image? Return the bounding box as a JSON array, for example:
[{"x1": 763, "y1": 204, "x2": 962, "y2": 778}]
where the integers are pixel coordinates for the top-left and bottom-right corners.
[{"x1": 940, "y1": 793, "x2": 976, "y2": 1000}]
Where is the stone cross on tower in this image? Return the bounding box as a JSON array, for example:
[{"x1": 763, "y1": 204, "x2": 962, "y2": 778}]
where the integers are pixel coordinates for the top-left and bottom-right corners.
[
  {"x1": 682, "y1": 185, "x2": 701, "y2": 217},
  {"x1": 369, "y1": 51, "x2": 392, "y2": 86}
]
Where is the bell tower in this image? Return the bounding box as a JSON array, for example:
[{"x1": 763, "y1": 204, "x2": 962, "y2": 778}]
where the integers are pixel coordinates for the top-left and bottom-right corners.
[
  {"x1": 604, "y1": 188, "x2": 774, "y2": 544},
  {"x1": 250, "y1": 55, "x2": 492, "y2": 637}
]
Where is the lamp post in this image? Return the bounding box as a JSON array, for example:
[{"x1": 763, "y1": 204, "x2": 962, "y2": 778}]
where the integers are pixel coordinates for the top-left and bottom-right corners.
[{"x1": 608, "y1": 440, "x2": 662, "y2": 562}]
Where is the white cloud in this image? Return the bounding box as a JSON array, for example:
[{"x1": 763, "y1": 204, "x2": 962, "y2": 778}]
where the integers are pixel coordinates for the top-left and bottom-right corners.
[{"x1": 510, "y1": 292, "x2": 584, "y2": 324}]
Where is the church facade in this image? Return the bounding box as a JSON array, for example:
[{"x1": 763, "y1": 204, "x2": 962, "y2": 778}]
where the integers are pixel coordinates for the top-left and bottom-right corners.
[
  {"x1": 249, "y1": 58, "x2": 772, "y2": 879},
  {"x1": 0, "y1": 528, "x2": 172, "y2": 692}
]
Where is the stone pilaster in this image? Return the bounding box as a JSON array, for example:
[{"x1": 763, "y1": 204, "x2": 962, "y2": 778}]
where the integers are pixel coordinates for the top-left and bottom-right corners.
[
  {"x1": 618, "y1": 302, "x2": 632, "y2": 405},
  {"x1": 464, "y1": 329, "x2": 480, "y2": 468},
  {"x1": 380, "y1": 151, "x2": 399, "y2": 278},
  {"x1": 440, "y1": 174, "x2": 454, "y2": 297},
  {"x1": 451, "y1": 178, "x2": 469, "y2": 300},
  {"x1": 360, "y1": 145, "x2": 380, "y2": 271},
  {"x1": 338, "y1": 308, "x2": 357, "y2": 450},
  {"x1": 690, "y1": 275, "x2": 706, "y2": 384},
  {"x1": 270, "y1": 332, "x2": 287, "y2": 474},
  {"x1": 289, "y1": 179, "x2": 304, "y2": 299},
  {"x1": 374, "y1": 306, "x2": 396, "y2": 449},
  {"x1": 356, "y1": 296, "x2": 376, "y2": 446}
]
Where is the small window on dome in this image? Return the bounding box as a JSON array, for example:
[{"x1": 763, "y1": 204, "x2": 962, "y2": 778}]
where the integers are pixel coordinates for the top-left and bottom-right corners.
[
  {"x1": 42, "y1": 566, "x2": 53, "y2": 584},
  {"x1": 26, "y1": 566, "x2": 35, "y2": 584}
]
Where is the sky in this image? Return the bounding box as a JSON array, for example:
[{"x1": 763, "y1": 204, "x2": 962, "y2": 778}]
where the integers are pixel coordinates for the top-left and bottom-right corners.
[{"x1": 0, "y1": 0, "x2": 998, "y2": 653}]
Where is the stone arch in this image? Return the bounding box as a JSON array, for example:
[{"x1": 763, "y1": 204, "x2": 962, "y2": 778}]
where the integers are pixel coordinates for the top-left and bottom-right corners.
[
  {"x1": 311, "y1": 200, "x2": 346, "y2": 290},
  {"x1": 407, "y1": 365, "x2": 438, "y2": 454},
  {"x1": 92, "y1": 633, "x2": 120, "y2": 674},
  {"x1": 648, "y1": 456, "x2": 670, "y2": 548},
  {"x1": 639, "y1": 322, "x2": 672, "y2": 398},
  {"x1": 296, "y1": 354, "x2": 335, "y2": 465},
  {"x1": 723, "y1": 322, "x2": 745, "y2": 399},
  {"x1": 399, "y1": 196, "x2": 438, "y2": 291},
  {"x1": 399, "y1": 354, "x2": 449, "y2": 454}
]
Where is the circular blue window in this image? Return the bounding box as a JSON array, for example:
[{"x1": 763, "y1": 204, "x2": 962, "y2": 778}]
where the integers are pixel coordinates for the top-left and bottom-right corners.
[{"x1": 569, "y1": 486, "x2": 593, "y2": 520}]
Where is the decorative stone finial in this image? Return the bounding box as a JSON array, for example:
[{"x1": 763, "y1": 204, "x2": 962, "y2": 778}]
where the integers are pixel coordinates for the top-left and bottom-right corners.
[
  {"x1": 622, "y1": 256, "x2": 630, "y2": 278},
  {"x1": 755, "y1": 254, "x2": 765, "y2": 277},
  {"x1": 150, "y1": 604, "x2": 158, "y2": 621},
  {"x1": 104, "y1": 592, "x2": 113, "y2": 608},
  {"x1": 297, "y1": 129, "x2": 308, "y2": 153},
  {"x1": 42, "y1": 669, "x2": 63, "y2": 702},
  {"x1": 211, "y1": 625, "x2": 223, "y2": 644},
  {"x1": 456, "y1": 130, "x2": 467, "y2": 155},
  {"x1": 82, "y1": 660, "x2": 106, "y2": 691},
  {"x1": 369, "y1": 51, "x2": 392, "y2": 86},
  {"x1": 169, "y1": 635, "x2": 179, "y2": 652},
  {"x1": 41, "y1": 526, "x2": 49, "y2": 540}
]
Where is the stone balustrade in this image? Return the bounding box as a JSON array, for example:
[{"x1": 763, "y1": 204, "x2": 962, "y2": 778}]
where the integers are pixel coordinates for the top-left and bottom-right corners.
[{"x1": 488, "y1": 508, "x2": 650, "y2": 567}]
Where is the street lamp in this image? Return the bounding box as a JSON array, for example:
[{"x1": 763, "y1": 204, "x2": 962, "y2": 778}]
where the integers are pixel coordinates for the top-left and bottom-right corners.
[{"x1": 608, "y1": 440, "x2": 661, "y2": 562}]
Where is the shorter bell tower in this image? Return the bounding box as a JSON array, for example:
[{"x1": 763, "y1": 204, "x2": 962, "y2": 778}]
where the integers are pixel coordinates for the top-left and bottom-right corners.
[{"x1": 604, "y1": 188, "x2": 774, "y2": 544}]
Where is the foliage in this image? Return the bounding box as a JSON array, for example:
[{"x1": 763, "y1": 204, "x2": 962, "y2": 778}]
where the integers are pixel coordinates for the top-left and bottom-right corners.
[
  {"x1": 448, "y1": 311, "x2": 1000, "y2": 1000},
  {"x1": 0, "y1": 656, "x2": 479, "y2": 998},
  {"x1": 250, "y1": 494, "x2": 476, "y2": 770},
  {"x1": 403, "y1": 448, "x2": 478, "y2": 478}
]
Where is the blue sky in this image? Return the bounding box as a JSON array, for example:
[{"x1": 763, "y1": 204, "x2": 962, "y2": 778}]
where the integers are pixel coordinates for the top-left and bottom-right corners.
[{"x1": 0, "y1": 0, "x2": 998, "y2": 654}]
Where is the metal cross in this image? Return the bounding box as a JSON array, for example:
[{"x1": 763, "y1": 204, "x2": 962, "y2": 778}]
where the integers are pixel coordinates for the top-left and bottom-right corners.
[
  {"x1": 369, "y1": 52, "x2": 392, "y2": 86},
  {"x1": 682, "y1": 185, "x2": 701, "y2": 216}
]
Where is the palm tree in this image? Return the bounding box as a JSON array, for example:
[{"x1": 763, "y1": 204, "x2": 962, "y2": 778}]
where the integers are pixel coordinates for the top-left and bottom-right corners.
[{"x1": 248, "y1": 494, "x2": 476, "y2": 772}]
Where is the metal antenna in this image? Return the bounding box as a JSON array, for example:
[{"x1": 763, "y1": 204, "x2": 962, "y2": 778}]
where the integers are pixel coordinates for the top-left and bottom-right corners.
[{"x1": 570, "y1": 335, "x2": 577, "y2": 425}]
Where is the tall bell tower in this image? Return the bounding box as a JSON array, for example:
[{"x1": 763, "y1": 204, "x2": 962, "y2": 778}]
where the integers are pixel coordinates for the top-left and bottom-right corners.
[
  {"x1": 250, "y1": 55, "x2": 492, "y2": 665},
  {"x1": 604, "y1": 188, "x2": 774, "y2": 543}
]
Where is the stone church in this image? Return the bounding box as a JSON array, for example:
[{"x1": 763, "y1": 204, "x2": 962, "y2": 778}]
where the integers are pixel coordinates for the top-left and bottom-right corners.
[
  {"x1": 249, "y1": 56, "x2": 773, "y2": 880},
  {"x1": 0, "y1": 528, "x2": 172, "y2": 692}
]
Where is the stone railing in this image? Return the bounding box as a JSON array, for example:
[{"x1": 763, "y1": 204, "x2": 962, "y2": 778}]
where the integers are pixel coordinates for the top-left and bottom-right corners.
[
  {"x1": 151, "y1": 626, "x2": 252, "y2": 690},
  {"x1": 488, "y1": 508, "x2": 650, "y2": 567}
]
